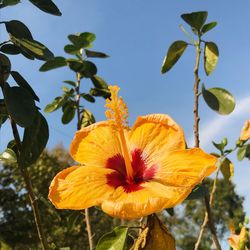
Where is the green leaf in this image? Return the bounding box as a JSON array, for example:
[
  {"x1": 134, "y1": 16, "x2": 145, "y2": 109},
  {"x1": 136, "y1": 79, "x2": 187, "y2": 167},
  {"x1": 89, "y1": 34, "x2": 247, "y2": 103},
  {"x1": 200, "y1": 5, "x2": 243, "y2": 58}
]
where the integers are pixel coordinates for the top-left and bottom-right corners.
[
  {"x1": 68, "y1": 32, "x2": 96, "y2": 49},
  {"x1": 5, "y1": 20, "x2": 33, "y2": 39},
  {"x1": 89, "y1": 88, "x2": 111, "y2": 99},
  {"x1": 161, "y1": 41, "x2": 188, "y2": 74},
  {"x1": 66, "y1": 59, "x2": 97, "y2": 77},
  {"x1": 0, "y1": 44, "x2": 21, "y2": 54},
  {"x1": 201, "y1": 22, "x2": 217, "y2": 34},
  {"x1": 80, "y1": 93, "x2": 95, "y2": 103},
  {"x1": 96, "y1": 226, "x2": 128, "y2": 250},
  {"x1": 85, "y1": 49, "x2": 109, "y2": 58},
  {"x1": 64, "y1": 44, "x2": 80, "y2": 55},
  {"x1": 0, "y1": 148, "x2": 17, "y2": 164},
  {"x1": 0, "y1": 53, "x2": 11, "y2": 81},
  {"x1": 81, "y1": 109, "x2": 95, "y2": 128},
  {"x1": 19, "y1": 111, "x2": 49, "y2": 167},
  {"x1": 0, "y1": 99, "x2": 8, "y2": 127},
  {"x1": 90, "y1": 76, "x2": 109, "y2": 89},
  {"x1": 3, "y1": 83, "x2": 37, "y2": 127},
  {"x1": 63, "y1": 80, "x2": 76, "y2": 87},
  {"x1": 166, "y1": 208, "x2": 175, "y2": 216},
  {"x1": 220, "y1": 158, "x2": 234, "y2": 181},
  {"x1": 19, "y1": 46, "x2": 35, "y2": 60},
  {"x1": 11, "y1": 37, "x2": 54, "y2": 61},
  {"x1": 10, "y1": 71, "x2": 39, "y2": 101},
  {"x1": 61, "y1": 103, "x2": 75, "y2": 124},
  {"x1": 28, "y1": 0, "x2": 61, "y2": 16},
  {"x1": 44, "y1": 96, "x2": 66, "y2": 113},
  {"x1": 181, "y1": 11, "x2": 208, "y2": 31},
  {"x1": 204, "y1": 42, "x2": 219, "y2": 76},
  {"x1": 212, "y1": 138, "x2": 227, "y2": 153},
  {"x1": 202, "y1": 84, "x2": 235, "y2": 115},
  {"x1": 39, "y1": 57, "x2": 67, "y2": 71},
  {"x1": 186, "y1": 185, "x2": 208, "y2": 200},
  {"x1": 0, "y1": 0, "x2": 20, "y2": 8},
  {"x1": 237, "y1": 145, "x2": 247, "y2": 161}
]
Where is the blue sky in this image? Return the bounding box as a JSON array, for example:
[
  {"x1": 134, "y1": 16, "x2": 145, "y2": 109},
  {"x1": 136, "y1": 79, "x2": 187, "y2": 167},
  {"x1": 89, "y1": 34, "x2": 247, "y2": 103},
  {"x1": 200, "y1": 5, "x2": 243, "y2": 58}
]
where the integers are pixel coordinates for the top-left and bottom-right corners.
[{"x1": 1, "y1": 0, "x2": 250, "y2": 226}]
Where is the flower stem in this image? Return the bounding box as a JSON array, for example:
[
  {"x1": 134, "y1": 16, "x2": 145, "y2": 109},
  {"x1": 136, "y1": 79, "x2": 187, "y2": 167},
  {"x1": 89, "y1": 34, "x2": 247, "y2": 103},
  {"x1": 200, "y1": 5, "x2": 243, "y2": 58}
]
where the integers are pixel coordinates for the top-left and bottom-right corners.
[
  {"x1": 76, "y1": 71, "x2": 94, "y2": 250},
  {"x1": 193, "y1": 36, "x2": 222, "y2": 250}
]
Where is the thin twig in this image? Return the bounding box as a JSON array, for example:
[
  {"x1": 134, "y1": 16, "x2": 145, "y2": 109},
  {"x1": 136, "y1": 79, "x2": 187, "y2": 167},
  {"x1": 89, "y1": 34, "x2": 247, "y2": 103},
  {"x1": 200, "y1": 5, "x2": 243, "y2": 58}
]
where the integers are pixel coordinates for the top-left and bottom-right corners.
[
  {"x1": 75, "y1": 71, "x2": 94, "y2": 250},
  {"x1": 192, "y1": 37, "x2": 222, "y2": 250}
]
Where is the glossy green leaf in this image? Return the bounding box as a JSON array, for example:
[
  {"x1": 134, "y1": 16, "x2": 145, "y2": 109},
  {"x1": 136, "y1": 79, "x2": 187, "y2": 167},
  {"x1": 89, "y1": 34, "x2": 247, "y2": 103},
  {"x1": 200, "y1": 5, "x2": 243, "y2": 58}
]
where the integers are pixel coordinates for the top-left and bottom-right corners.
[
  {"x1": 81, "y1": 109, "x2": 95, "y2": 128},
  {"x1": 0, "y1": 53, "x2": 11, "y2": 81},
  {"x1": 3, "y1": 83, "x2": 36, "y2": 127},
  {"x1": 202, "y1": 84, "x2": 235, "y2": 115},
  {"x1": 0, "y1": 148, "x2": 17, "y2": 164},
  {"x1": 39, "y1": 56, "x2": 67, "y2": 71},
  {"x1": 10, "y1": 71, "x2": 39, "y2": 101},
  {"x1": 44, "y1": 96, "x2": 66, "y2": 113},
  {"x1": 80, "y1": 93, "x2": 95, "y2": 103},
  {"x1": 161, "y1": 41, "x2": 188, "y2": 74},
  {"x1": 96, "y1": 226, "x2": 128, "y2": 250},
  {"x1": 19, "y1": 46, "x2": 35, "y2": 60},
  {"x1": 90, "y1": 76, "x2": 109, "y2": 89},
  {"x1": 0, "y1": 44, "x2": 21, "y2": 54},
  {"x1": 68, "y1": 32, "x2": 96, "y2": 49},
  {"x1": 220, "y1": 158, "x2": 234, "y2": 181},
  {"x1": 67, "y1": 59, "x2": 97, "y2": 77},
  {"x1": 64, "y1": 44, "x2": 80, "y2": 55},
  {"x1": 0, "y1": 0, "x2": 20, "y2": 8},
  {"x1": 201, "y1": 22, "x2": 217, "y2": 34},
  {"x1": 28, "y1": 0, "x2": 61, "y2": 16},
  {"x1": 90, "y1": 88, "x2": 111, "y2": 99},
  {"x1": 5, "y1": 20, "x2": 33, "y2": 39},
  {"x1": 85, "y1": 49, "x2": 109, "y2": 58},
  {"x1": 11, "y1": 37, "x2": 54, "y2": 61},
  {"x1": 212, "y1": 138, "x2": 227, "y2": 153},
  {"x1": 63, "y1": 80, "x2": 76, "y2": 87},
  {"x1": 186, "y1": 184, "x2": 208, "y2": 200},
  {"x1": 181, "y1": 11, "x2": 208, "y2": 31},
  {"x1": 61, "y1": 103, "x2": 75, "y2": 124},
  {"x1": 204, "y1": 42, "x2": 219, "y2": 76},
  {"x1": 19, "y1": 111, "x2": 49, "y2": 167}
]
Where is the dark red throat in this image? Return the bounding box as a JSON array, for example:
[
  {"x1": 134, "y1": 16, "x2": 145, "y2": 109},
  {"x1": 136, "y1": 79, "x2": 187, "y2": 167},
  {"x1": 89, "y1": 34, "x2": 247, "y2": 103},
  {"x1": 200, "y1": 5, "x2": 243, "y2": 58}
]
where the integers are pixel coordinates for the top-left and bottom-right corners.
[{"x1": 106, "y1": 149, "x2": 157, "y2": 193}]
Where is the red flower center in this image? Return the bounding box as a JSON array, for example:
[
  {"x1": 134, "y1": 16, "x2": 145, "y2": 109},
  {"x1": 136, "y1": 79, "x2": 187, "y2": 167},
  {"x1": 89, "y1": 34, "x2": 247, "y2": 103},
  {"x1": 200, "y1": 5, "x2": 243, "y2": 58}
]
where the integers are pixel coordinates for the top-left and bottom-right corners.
[{"x1": 106, "y1": 149, "x2": 157, "y2": 193}]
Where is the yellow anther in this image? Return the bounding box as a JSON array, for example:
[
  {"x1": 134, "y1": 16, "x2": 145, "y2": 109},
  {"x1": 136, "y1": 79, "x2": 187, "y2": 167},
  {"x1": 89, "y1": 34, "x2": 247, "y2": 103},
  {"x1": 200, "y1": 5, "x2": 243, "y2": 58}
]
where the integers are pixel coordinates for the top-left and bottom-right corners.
[{"x1": 105, "y1": 85, "x2": 133, "y2": 180}]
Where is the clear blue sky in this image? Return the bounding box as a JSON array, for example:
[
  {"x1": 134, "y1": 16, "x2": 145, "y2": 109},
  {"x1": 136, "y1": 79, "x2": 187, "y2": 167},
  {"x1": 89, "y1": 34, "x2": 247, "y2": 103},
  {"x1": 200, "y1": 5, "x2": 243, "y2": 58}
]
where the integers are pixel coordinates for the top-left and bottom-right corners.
[{"x1": 1, "y1": 0, "x2": 250, "y2": 229}]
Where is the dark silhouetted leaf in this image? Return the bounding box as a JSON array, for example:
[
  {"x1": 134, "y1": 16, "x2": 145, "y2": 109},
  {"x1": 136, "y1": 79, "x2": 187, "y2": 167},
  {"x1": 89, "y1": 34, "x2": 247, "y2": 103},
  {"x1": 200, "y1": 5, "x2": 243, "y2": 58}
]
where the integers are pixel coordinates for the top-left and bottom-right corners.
[
  {"x1": 202, "y1": 84, "x2": 235, "y2": 115},
  {"x1": 64, "y1": 80, "x2": 76, "y2": 87},
  {"x1": 181, "y1": 11, "x2": 208, "y2": 31},
  {"x1": 10, "y1": 71, "x2": 39, "y2": 101},
  {"x1": 80, "y1": 93, "x2": 95, "y2": 103},
  {"x1": 3, "y1": 83, "x2": 36, "y2": 127},
  {"x1": 28, "y1": 0, "x2": 61, "y2": 16},
  {"x1": 0, "y1": 44, "x2": 21, "y2": 54},
  {"x1": 166, "y1": 208, "x2": 175, "y2": 216},
  {"x1": 204, "y1": 42, "x2": 219, "y2": 76},
  {"x1": 201, "y1": 22, "x2": 217, "y2": 34},
  {"x1": 19, "y1": 111, "x2": 49, "y2": 167},
  {"x1": 0, "y1": 53, "x2": 11, "y2": 81},
  {"x1": 5, "y1": 20, "x2": 33, "y2": 39},
  {"x1": 85, "y1": 49, "x2": 109, "y2": 58},
  {"x1": 44, "y1": 96, "x2": 66, "y2": 113},
  {"x1": 68, "y1": 32, "x2": 96, "y2": 49},
  {"x1": 64, "y1": 44, "x2": 80, "y2": 54},
  {"x1": 67, "y1": 59, "x2": 97, "y2": 77},
  {"x1": 161, "y1": 41, "x2": 188, "y2": 74},
  {"x1": 0, "y1": 0, "x2": 20, "y2": 8},
  {"x1": 81, "y1": 109, "x2": 95, "y2": 128},
  {"x1": 90, "y1": 88, "x2": 110, "y2": 99},
  {"x1": 186, "y1": 185, "x2": 208, "y2": 200},
  {"x1": 61, "y1": 103, "x2": 75, "y2": 124},
  {"x1": 40, "y1": 56, "x2": 67, "y2": 71},
  {"x1": 0, "y1": 99, "x2": 8, "y2": 127},
  {"x1": 96, "y1": 226, "x2": 128, "y2": 250},
  {"x1": 90, "y1": 76, "x2": 109, "y2": 89}
]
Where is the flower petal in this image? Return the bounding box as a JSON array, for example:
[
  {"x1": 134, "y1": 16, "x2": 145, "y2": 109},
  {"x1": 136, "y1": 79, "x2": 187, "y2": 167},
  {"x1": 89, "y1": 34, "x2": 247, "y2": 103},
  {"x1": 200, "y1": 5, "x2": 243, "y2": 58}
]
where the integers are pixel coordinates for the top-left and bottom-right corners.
[
  {"x1": 154, "y1": 148, "x2": 217, "y2": 188},
  {"x1": 128, "y1": 114, "x2": 185, "y2": 165},
  {"x1": 240, "y1": 120, "x2": 250, "y2": 141},
  {"x1": 70, "y1": 121, "x2": 122, "y2": 166},
  {"x1": 101, "y1": 181, "x2": 191, "y2": 220},
  {"x1": 48, "y1": 165, "x2": 114, "y2": 209}
]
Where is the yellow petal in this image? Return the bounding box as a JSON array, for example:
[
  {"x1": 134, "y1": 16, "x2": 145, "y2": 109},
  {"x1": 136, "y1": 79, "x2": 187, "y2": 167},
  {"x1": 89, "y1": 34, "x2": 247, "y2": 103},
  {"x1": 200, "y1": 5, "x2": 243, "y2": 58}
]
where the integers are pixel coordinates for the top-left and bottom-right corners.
[
  {"x1": 70, "y1": 121, "x2": 122, "y2": 166},
  {"x1": 129, "y1": 114, "x2": 185, "y2": 165},
  {"x1": 48, "y1": 165, "x2": 114, "y2": 209},
  {"x1": 154, "y1": 148, "x2": 216, "y2": 188},
  {"x1": 101, "y1": 181, "x2": 190, "y2": 220},
  {"x1": 228, "y1": 234, "x2": 240, "y2": 250},
  {"x1": 240, "y1": 120, "x2": 250, "y2": 141}
]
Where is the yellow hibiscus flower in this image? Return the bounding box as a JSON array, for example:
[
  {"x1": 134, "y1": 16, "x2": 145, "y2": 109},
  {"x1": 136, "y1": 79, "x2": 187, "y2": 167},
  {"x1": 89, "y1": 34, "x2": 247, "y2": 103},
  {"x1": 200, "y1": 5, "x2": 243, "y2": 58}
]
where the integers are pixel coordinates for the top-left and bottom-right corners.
[
  {"x1": 228, "y1": 226, "x2": 247, "y2": 250},
  {"x1": 240, "y1": 120, "x2": 250, "y2": 141},
  {"x1": 48, "y1": 86, "x2": 216, "y2": 220}
]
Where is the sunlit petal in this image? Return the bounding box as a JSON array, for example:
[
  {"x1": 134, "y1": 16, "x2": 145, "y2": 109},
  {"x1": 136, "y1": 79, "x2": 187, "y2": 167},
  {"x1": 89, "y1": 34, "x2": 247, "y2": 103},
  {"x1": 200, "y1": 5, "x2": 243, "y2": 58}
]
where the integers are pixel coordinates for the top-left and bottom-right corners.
[
  {"x1": 70, "y1": 121, "x2": 122, "y2": 166},
  {"x1": 154, "y1": 148, "x2": 217, "y2": 187},
  {"x1": 49, "y1": 166, "x2": 114, "y2": 209}
]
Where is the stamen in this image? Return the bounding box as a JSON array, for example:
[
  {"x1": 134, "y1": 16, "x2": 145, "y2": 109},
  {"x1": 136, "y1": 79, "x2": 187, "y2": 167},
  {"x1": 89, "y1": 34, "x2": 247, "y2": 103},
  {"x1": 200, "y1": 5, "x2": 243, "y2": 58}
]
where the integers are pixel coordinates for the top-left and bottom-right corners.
[{"x1": 105, "y1": 86, "x2": 133, "y2": 180}]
